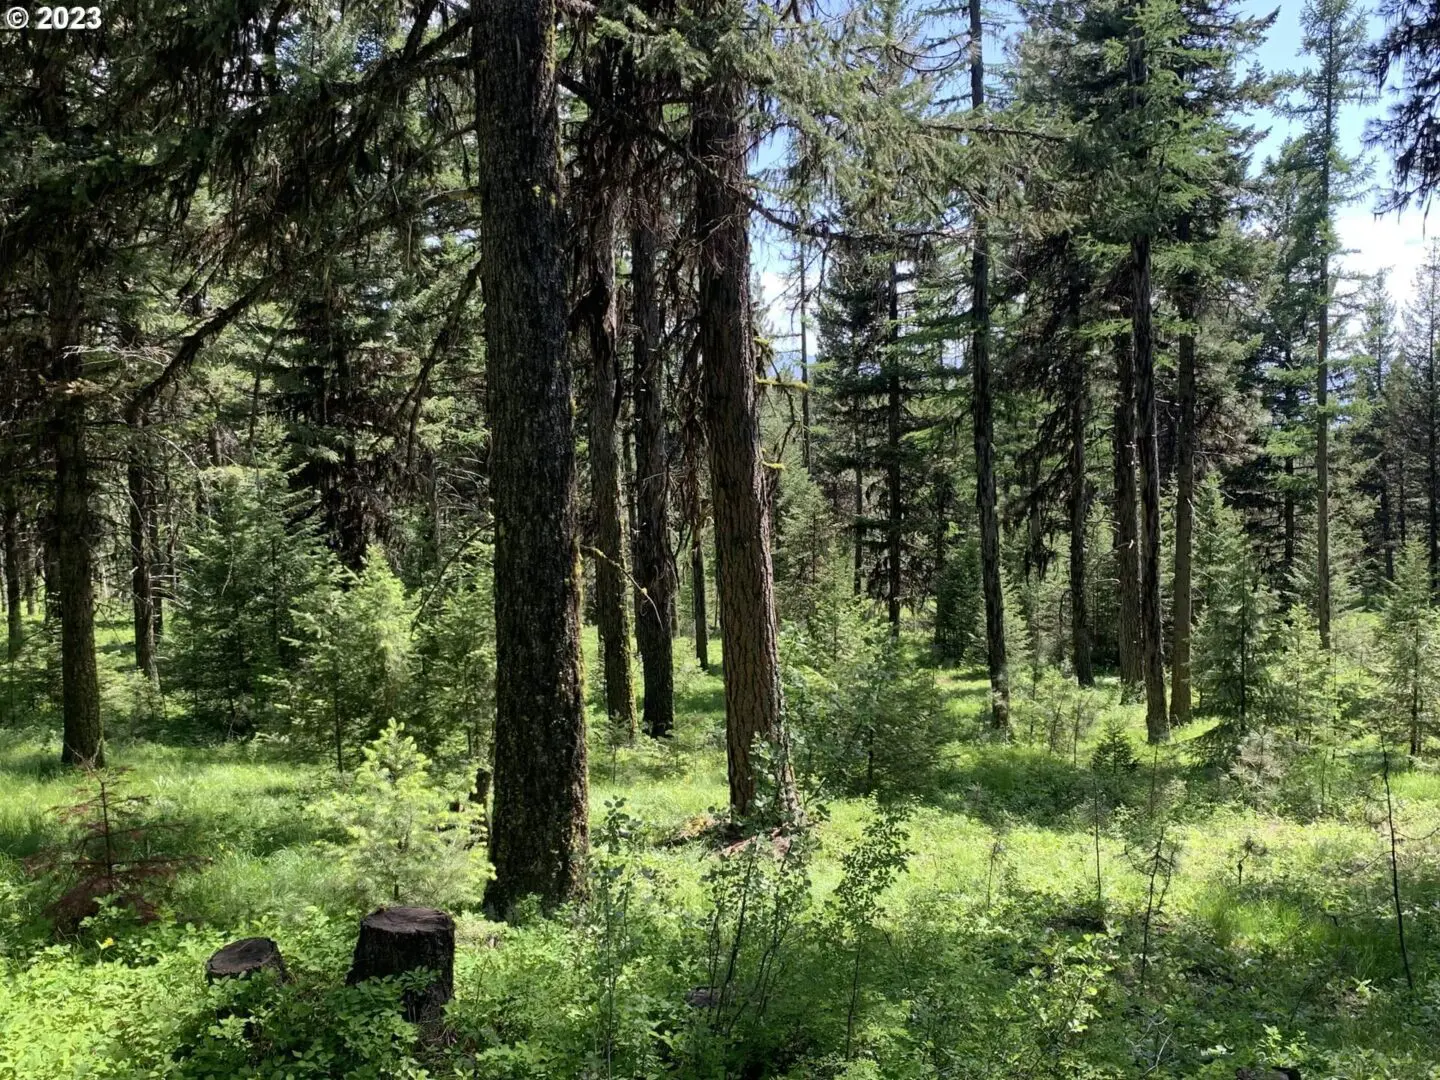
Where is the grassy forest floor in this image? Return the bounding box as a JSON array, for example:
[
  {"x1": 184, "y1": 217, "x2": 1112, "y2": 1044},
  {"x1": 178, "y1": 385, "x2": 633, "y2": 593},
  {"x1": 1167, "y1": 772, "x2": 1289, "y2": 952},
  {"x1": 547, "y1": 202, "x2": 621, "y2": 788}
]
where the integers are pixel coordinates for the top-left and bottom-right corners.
[{"x1": 1, "y1": 617, "x2": 1439, "y2": 1078}]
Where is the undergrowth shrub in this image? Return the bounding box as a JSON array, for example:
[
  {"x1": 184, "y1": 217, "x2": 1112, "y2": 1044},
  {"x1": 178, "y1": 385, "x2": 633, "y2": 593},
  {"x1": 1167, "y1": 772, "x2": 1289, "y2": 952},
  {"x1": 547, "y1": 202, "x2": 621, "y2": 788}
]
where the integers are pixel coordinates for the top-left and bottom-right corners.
[
  {"x1": 782, "y1": 600, "x2": 951, "y2": 799},
  {"x1": 312, "y1": 720, "x2": 488, "y2": 911}
]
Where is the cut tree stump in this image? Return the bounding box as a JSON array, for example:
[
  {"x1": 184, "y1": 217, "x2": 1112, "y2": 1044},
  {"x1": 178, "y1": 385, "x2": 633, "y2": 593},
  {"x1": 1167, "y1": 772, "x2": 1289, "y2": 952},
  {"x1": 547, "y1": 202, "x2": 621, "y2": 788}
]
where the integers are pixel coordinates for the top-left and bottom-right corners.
[
  {"x1": 347, "y1": 906, "x2": 455, "y2": 1024},
  {"x1": 205, "y1": 937, "x2": 288, "y2": 983}
]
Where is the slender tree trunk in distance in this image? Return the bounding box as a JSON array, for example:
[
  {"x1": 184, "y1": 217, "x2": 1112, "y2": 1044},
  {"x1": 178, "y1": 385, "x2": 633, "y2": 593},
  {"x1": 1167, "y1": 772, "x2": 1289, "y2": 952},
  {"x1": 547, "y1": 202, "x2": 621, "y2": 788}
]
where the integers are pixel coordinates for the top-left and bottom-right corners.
[
  {"x1": 583, "y1": 194, "x2": 638, "y2": 738},
  {"x1": 631, "y1": 209, "x2": 676, "y2": 737},
  {"x1": 886, "y1": 260, "x2": 902, "y2": 635},
  {"x1": 1170, "y1": 232, "x2": 1197, "y2": 726},
  {"x1": 1066, "y1": 251, "x2": 1092, "y2": 686},
  {"x1": 473, "y1": 0, "x2": 588, "y2": 915},
  {"x1": 692, "y1": 32, "x2": 797, "y2": 818},
  {"x1": 1318, "y1": 272, "x2": 1332, "y2": 644},
  {"x1": 1131, "y1": 234, "x2": 1169, "y2": 742},
  {"x1": 1428, "y1": 333, "x2": 1438, "y2": 596},
  {"x1": 128, "y1": 415, "x2": 159, "y2": 685},
  {"x1": 691, "y1": 524, "x2": 710, "y2": 672},
  {"x1": 1114, "y1": 330, "x2": 1142, "y2": 695},
  {"x1": 969, "y1": 0, "x2": 1009, "y2": 732},
  {"x1": 3, "y1": 489, "x2": 22, "y2": 661}
]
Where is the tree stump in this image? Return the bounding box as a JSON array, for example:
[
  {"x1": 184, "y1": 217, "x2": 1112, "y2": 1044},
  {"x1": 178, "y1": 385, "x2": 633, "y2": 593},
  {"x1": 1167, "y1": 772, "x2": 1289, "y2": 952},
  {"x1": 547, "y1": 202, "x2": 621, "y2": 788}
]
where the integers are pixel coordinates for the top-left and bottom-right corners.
[
  {"x1": 347, "y1": 906, "x2": 454, "y2": 1024},
  {"x1": 205, "y1": 937, "x2": 288, "y2": 983}
]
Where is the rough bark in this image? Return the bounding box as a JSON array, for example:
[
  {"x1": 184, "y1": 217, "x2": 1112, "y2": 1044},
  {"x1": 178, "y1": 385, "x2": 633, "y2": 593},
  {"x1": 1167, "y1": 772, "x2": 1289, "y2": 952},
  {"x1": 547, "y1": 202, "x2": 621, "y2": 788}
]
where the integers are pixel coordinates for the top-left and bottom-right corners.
[
  {"x1": 207, "y1": 938, "x2": 288, "y2": 983},
  {"x1": 631, "y1": 211, "x2": 676, "y2": 737},
  {"x1": 1170, "y1": 232, "x2": 1197, "y2": 727},
  {"x1": 970, "y1": 0, "x2": 1009, "y2": 733},
  {"x1": 473, "y1": 0, "x2": 588, "y2": 914},
  {"x1": 347, "y1": 907, "x2": 454, "y2": 1025},
  {"x1": 583, "y1": 193, "x2": 637, "y2": 738},
  {"x1": 692, "y1": 41, "x2": 797, "y2": 818},
  {"x1": 48, "y1": 265, "x2": 102, "y2": 767},
  {"x1": 1131, "y1": 234, "x2": 1169, "y2": 742}
]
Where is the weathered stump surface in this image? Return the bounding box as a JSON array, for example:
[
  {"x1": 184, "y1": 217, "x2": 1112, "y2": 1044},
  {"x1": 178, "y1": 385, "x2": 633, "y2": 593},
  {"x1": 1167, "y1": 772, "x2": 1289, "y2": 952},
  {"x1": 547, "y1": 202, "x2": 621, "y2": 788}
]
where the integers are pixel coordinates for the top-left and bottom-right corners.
[
  {"x1": 206, "y1": 937, "x2": 288, "y2": 983},
  {"x1": 347, "y1": 906, "x2": 455, "y2": 1024}
]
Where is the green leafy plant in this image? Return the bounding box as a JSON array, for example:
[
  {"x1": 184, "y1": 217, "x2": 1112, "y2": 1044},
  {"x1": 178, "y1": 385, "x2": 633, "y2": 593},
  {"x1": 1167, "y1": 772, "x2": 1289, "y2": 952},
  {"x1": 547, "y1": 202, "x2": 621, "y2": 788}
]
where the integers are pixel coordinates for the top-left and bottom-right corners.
[{"x1": 314, "y1": 720, "x2": 488, "y2": 910}]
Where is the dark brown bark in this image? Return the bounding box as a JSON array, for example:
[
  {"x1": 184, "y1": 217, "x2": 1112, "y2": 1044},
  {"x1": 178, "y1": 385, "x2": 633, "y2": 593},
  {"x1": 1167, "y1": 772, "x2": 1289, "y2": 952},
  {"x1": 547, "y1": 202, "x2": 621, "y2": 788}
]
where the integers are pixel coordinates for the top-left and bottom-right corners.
[
  {"x1": 970, "y1": 0, "x2": 1009, "y2": 732},
  {"x1": 582, "y1": 193, "x2": 637, "y2": 738},
  {"x1": 1066, "y1": 255, "x2": 1092, "y2": 687},
  {"x1": 207, "y1": 938, "x2": 288, "y2": 983},
  {"x1": 128, "y1": 416, "x2": 159, "y2": 685},
  {"x1": 631, "y1": 211, "x2": 676, "y2": 737},
  {"x1": 347, "y1": 907, "x2": 454, "y2": 1025},
  {"x1": 1170, "y1": 228, "x2": 1196, "y2": 727},
  {"x1": 886, "y1": 261, "x2": 902, "y2": 635},
  {"x1": 48, "y1": 264, "x2": 103, "y2": 767},
  {"x1": 3, "y1": 488, "x2": 22, "y2": 661},
  {"x1": 473, "y1": 0, "x2": 588, "y2": 914},
  {"x1": 1131, "y1": 234, "x2": 1168, "y2": 742},
  {"x1": 693, "y1": 40, "x2": 797, "y2": 818},
  {"x1": 691, "y1": 525, "x2": 710, "y2": 672}
]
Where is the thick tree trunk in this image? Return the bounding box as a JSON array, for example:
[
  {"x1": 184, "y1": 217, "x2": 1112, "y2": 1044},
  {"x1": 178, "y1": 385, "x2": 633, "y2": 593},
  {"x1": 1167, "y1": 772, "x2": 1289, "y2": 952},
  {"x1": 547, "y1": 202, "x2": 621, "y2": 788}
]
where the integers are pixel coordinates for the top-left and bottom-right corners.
[
  {"x1": 48, "y1": 268, "x2": 103, "y2": 767},
  {"x1": 1131, "y1": 234, "x2": 1168, "y2": 742},
  {"x1": 886, "y1": 261, "x2": 902, "y2": 635},
  {"x1": 1114, "y1": 332, "x2": 1142, "y2": 694},
  {"x1": 632, "y1": 213, "x2": 676, "y2": 737},
  {"x1": 583, "y1": 195, "x2": 637, "y2": 738},
  {"x1": 4, "y1": 489, "x2": 22, "y2": 661},
  {"x1": 1170, "y1": 247, "x2": 1197, "y2": 726},
  {"x1": 473, "y1": 0, "x2": 588, "y2": 915},
  {"x1": 1066, "y1": 254, "x2": 1092, "y2": 686},
  {"x1": 970, "y1": 0, "x2": 1009, "y2": 733},
  {"x1": 128, "y1": 416, "x2": 159, "y2": 685},
  {"x1": 693, "y1": 46, "x2": 797, "y2": 818},
  {"x1": 347, "y1": 907, "x2": 454, "y2": 1025}
]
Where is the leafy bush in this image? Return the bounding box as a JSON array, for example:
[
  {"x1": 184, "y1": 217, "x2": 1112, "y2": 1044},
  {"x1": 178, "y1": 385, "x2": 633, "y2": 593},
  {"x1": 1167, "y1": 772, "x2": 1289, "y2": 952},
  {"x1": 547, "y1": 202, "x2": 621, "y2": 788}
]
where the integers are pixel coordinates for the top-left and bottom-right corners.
[
  {"x1": 409, "y1": 556, "x2": 495, "y2": 758},
  {"x1": 783, "y1": 600, "x2": 952, "y2": 799},
  {"x1": 170, "y1": 465, "x2": 338, "y2": 740},
  {"x1": 286, "y1": 553, "x2": 414, "y2": 769},
  {"x1": 313, "y1": 720, "x2": 488, "y2": 910}
]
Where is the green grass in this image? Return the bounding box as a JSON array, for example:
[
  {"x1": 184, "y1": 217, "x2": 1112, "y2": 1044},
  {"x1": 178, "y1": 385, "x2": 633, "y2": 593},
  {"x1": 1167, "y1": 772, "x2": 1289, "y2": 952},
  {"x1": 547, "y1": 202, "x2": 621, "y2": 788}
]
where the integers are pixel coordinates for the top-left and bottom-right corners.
[{"x1": 1, "y1": 618, "x2": 1438, "y2": 1078}]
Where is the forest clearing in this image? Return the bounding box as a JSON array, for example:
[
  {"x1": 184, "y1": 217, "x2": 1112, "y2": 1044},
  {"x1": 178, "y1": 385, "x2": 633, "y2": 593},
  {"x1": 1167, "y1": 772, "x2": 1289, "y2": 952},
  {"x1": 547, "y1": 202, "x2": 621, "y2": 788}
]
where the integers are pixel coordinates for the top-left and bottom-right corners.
[{"x1": 6, "y1": 0, "x2": 1440, "y2": 1075}]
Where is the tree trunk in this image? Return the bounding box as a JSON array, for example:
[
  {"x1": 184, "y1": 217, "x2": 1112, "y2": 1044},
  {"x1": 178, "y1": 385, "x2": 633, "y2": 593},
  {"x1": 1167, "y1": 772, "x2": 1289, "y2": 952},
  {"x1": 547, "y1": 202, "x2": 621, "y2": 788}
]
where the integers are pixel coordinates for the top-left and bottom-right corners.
[
  {"x1": 693, "y1": 40, "x2": 797, "y2": 818},
  {"x1": 886, "y1": 260, "x2": 902, "y2": 635},
  {"x1": 691, "y1": 525, "x2": 710, "y2": 672},
  {"x1": 1170, "y1": 235, "x2": 1197, "y2": 726},
  {"x1": 583, "y1": 193, "x2": 637, "y2": 738},
  {"x1": 1318, "y1": 273, "x2": 1332, "y2": 644},
  {"x1": 970, "y1": 0, "x2": 1009, "y2": 733},
  {"x1": 1131, "y1": 234, "x2": 1168, "y2": 742},
  {"x1": 1114, "y1": 331, "x2": 1142, "y2": 694},
  {"x1": 473, "y1": 0, "x2": 588, "y2": 915},
  {"x1": 3, "y1": 489, "x2": 22, "y2": 661},
  {"x1": 1428, "y1": 333, "x2": 1438, "y2": 596},
  {"x1": 128, "y1": 416, "x2": 159, "y2": 685},
  {"x1": 1066, "y1": 252, "x2": 1092, "y2": 686},
  {"x1": 207, "y1": 938, "x2": 288, "y2": 983},
  {"x1": 347, "y1": 907, "x2": 454, "y2": 1025},
  {"x1": 48, "y1": 266, "x2": 103, "y2": 767},
  {"x1": 631, "y1": 209, "x2": 676, "y2": 737}
]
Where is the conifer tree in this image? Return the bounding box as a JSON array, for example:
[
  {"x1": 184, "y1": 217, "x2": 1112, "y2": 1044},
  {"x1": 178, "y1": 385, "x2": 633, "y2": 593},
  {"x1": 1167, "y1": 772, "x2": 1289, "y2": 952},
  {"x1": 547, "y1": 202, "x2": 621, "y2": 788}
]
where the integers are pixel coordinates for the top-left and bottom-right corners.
[{"x1": 1381, "y1": 540, "x2": 1440, "y2": 755}]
